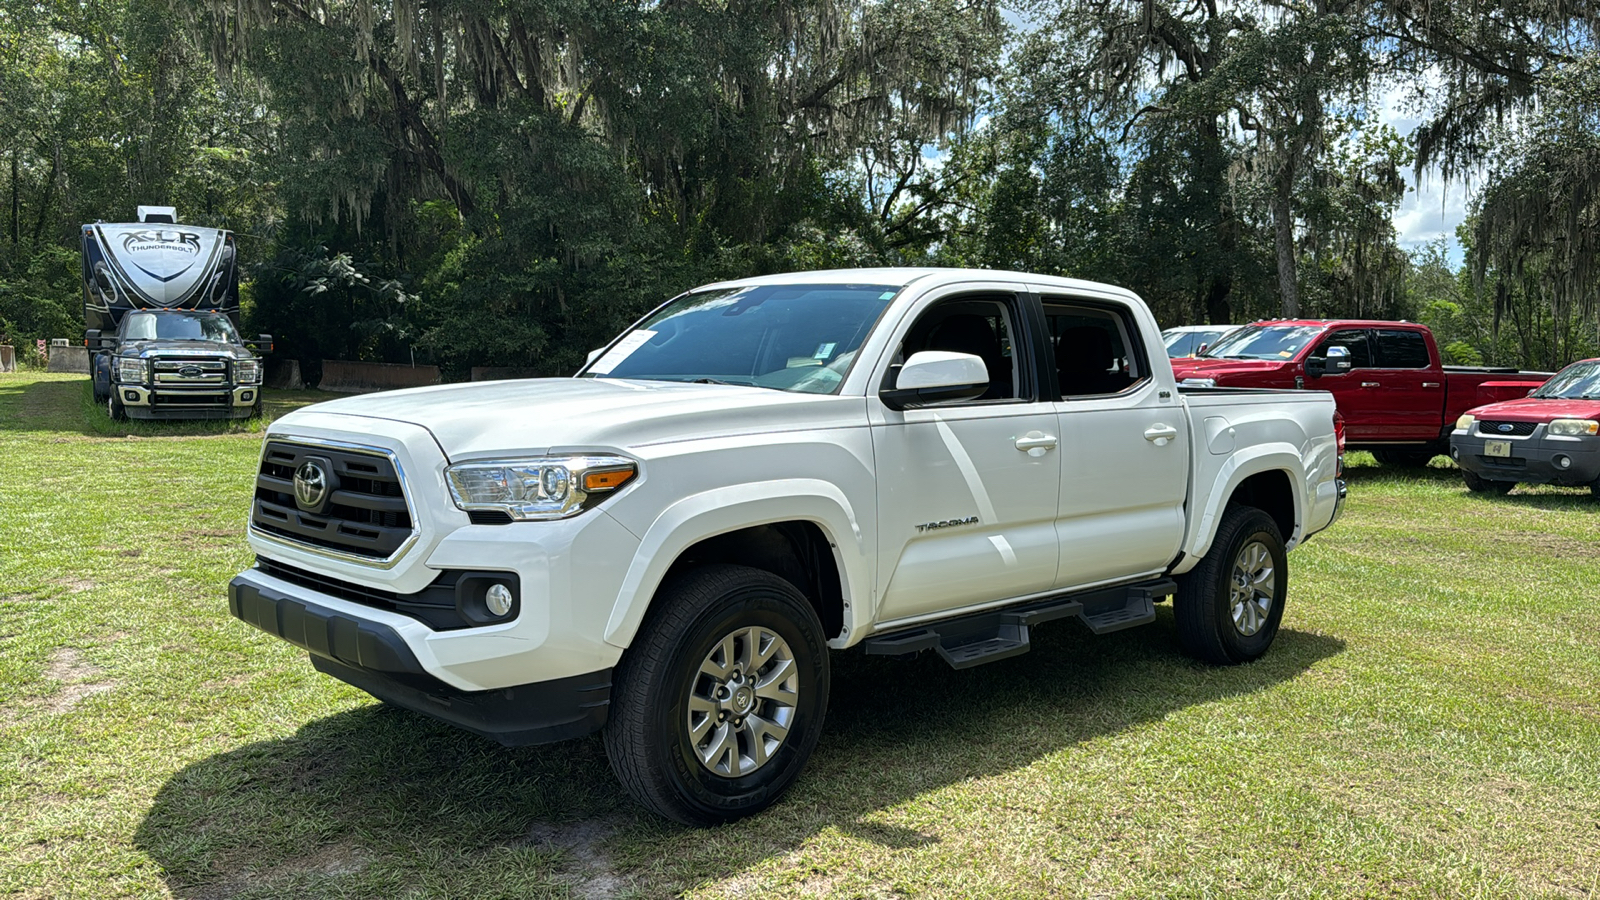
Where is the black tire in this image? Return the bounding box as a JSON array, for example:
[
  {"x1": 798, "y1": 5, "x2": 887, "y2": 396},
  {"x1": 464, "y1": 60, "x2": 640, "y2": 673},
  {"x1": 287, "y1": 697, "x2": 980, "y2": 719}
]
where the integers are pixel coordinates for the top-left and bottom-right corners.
[
  {"x1": 1462, "y1": 469, "x2": 1513, "y2": 495},
  {"x1": 1174, "y1": 505, "x2": 1288, "y2": 665},
  {"x1": 1373, "y1": 448, "x2": 1438, "y2": 467},
  {"x1": 107, "y1": 392, "x2": 127, "y2": 421},
  {"x1": 604, "y1": 564, "x2": 830, "y2": 825}
]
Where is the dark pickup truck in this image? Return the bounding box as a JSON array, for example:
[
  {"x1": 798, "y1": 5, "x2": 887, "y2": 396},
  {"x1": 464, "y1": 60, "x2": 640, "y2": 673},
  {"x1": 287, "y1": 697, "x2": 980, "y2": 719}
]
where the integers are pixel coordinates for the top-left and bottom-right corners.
[{"x1": 1171, "y1": 320, "x2": 1550, "y2": 464}]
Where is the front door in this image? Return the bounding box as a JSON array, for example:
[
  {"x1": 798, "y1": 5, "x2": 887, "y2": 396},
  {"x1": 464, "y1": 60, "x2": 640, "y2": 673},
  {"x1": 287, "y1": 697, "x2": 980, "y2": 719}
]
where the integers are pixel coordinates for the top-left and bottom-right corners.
[{"x1": 870, "y1": 288, "x2": 1062, "y2": 624}]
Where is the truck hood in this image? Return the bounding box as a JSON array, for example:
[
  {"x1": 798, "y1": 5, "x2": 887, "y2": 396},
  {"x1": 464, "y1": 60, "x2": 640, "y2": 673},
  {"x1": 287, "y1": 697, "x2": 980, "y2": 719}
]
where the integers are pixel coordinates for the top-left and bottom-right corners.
[
  {"x1": 1466, "y1": 396, "x2": 1600, "y2": 422},
  {"x1": 121, "y1": 340, "x2": 253, "y2": 360},
  {"x1": 286, "y1": 377, "x2": 863, "y2": 459},
  {"x1": 1169, "y1": 357, "x2": 1292, "y2": 381}
]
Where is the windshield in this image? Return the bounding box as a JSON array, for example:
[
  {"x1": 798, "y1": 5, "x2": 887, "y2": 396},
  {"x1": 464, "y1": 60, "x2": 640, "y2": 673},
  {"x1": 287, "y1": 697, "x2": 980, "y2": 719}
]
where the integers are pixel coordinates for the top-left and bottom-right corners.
[
  {"x1": 1531, "y1": 360, "x2": 1600, "y2": 399},
  {"x1": 1201, "y1": 324, "x2": 1322, "y2": 360},
  {"x1": 580, "y1": 284, "x2": 898, "y2": 394},
  {"x1": 1163, "y1": 328, "x2": 1227, "y2": 357},
  {"x1": 122, "y1": 311, "x2": 241, "y2": 343}
]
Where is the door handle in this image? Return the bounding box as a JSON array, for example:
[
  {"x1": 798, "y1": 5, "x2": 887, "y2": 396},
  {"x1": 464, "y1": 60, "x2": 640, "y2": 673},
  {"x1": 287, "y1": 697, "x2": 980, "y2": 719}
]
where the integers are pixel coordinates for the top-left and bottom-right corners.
[
  {"x1": 1144, "y1": 424, "x2": 1179, "y2": 445},
  {"x1": 1422, "y1": 382, "x2": 1441, "y2": 388},
  {"x1": 1014, "y1": 433, "x2": 1058, "y2": 456},
  {"x1": 1361, "y1": 382, "x2": 1380, "y2": 388}
]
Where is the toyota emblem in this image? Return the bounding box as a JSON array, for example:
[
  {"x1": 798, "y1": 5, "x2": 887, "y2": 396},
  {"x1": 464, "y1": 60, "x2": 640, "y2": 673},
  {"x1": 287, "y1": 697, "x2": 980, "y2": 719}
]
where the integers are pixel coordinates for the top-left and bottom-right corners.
[
  {"x1": 293, "y1": 461, "x2": 328, "y2": 510},
  {"x1": 1497, "y1": 423, "x2": 1513, "y2": 433}
]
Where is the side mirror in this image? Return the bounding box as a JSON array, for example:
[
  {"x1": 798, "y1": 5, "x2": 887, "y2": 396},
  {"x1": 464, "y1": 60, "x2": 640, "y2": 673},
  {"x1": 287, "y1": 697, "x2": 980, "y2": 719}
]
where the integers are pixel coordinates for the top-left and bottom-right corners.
[
  {"x1": 84, "y1": 329, "x2": 103, "y2": 349},
  {"x1": 247, "y1": 333, "x2": 274, "y2": 354},
  {"x1": 1195, "y1": 342, "x2": 1208, "y2": 357},
  {"x1": 586, "y1": 347, "x2": 604, "y2": 366},
  {"x1": 1307, "y1": 345, "x2": 1350, "y2": 378},
  {"x1": 880, "y1": 351, "x2": 988, "y2": 411}
]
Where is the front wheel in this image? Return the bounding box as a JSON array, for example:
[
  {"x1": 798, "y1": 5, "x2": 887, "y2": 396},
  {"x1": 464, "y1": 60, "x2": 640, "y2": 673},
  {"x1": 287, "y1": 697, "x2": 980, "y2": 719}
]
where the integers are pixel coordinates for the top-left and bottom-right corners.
[
  {"x1": 1462, "y1": 470, "x2": 1513, "y2": 495},
  {"x1": 107, "y1": 392, "x2": 127, "y2": 421},
  {"x1": 604, "y1": 564, "x2": 830, "y2": 825},
  {"x1": 1174, "y1": 505, "x2": 1288, "y2": 665}
]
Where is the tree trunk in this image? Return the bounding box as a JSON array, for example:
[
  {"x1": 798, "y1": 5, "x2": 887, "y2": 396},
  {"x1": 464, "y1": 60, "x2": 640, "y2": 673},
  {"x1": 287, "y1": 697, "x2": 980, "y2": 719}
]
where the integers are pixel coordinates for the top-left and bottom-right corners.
[
  {"x1": 1272, "y1": 166, "x2": 1299, "y2": 317},
  {"x1": 9, "y1": 148, "x2": 18, "y2": 246}
]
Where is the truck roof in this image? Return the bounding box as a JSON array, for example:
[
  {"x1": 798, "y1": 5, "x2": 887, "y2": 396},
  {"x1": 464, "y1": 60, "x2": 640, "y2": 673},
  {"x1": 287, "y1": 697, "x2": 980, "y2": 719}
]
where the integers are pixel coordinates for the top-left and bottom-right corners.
[
  {"x1": 696, "y1": 267, "x2": 1143, "y2": 302},
  {"x1": 1245, "y1": 319, "x2": 1429, "y2": 330}
]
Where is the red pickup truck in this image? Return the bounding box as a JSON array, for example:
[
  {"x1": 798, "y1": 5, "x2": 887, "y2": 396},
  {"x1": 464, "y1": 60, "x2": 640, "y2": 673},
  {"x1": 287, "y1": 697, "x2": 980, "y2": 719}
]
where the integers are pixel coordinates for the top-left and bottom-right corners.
[{"x1": 1170, "y1": 320, "x2": 1551, "y2": 464}]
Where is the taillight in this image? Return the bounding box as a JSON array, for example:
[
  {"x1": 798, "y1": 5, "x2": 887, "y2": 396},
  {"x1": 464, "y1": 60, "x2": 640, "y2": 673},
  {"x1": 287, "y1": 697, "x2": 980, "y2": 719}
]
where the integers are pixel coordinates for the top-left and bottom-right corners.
[{"x1": 1333, "y1": 411, "x2": 1346, "y2": 475}]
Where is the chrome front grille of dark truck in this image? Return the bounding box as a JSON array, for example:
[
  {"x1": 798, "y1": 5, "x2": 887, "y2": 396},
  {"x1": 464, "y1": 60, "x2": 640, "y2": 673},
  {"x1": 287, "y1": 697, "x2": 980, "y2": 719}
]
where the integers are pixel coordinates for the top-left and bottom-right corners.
[
  {"x1": 153, "y1": 359, "x2": 228, "y2": 385},
  {"x1": 251, "y1": 439, "x2": 418, "y2": 564}
]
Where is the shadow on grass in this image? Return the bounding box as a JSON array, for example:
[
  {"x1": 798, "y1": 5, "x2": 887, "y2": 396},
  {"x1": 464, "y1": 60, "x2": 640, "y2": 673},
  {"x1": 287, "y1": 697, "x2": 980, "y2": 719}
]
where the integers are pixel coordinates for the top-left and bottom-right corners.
[
  {"x1": 1342, "y1": 456, "x2": 1599, "y2": 510},
  {"x1": 135, "y1": 613, "x2": 1344, "y2": 897},
  {"x1": 0, "y1": 374, "x2": 333, "y2": 437}
]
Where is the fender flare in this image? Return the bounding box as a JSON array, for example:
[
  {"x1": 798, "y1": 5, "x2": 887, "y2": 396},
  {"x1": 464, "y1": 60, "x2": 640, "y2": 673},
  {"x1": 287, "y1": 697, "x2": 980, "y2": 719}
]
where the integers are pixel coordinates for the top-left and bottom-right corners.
[
  {"x1": 602, "y1": 479, "x2": 870, "y2": 650},
  {"x1": 1180, "y1": 443, "x2": 1308, "y2": 567}
]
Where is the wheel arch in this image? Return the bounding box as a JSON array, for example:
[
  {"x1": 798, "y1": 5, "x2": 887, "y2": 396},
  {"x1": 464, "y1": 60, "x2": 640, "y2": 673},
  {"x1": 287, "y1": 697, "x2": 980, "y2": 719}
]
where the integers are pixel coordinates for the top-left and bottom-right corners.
[
  {"x1": 602, "y1": 481, "x2": 869, "y2": 652},
  {"x1": 1177, "y1": 446, "x2": 1306, "y2": 570}
]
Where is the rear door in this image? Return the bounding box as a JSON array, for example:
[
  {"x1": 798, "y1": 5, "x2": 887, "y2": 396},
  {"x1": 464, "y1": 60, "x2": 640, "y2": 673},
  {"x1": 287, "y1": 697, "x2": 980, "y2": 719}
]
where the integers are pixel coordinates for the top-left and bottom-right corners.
[
  {"x1": 1043, "y1": 294, "x2": 1188, "y2": 589},
  {"x1": 1369, "y1": 328, "x2": 1443, "y2": 440}
]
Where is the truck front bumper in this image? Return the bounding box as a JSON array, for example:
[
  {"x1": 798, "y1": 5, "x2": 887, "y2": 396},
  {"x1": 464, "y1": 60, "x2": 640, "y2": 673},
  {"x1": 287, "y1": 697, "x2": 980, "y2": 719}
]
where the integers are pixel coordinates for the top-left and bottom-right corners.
[
  {"x1": 117, "y1": 384, "x2": 260, "y2": 419},
  {"x1": 1450, "y1": 432, "x2": 1600, "y2": 486},
  {"x1": 229, "y1": 568, "x2": 612, "y2": 746}
]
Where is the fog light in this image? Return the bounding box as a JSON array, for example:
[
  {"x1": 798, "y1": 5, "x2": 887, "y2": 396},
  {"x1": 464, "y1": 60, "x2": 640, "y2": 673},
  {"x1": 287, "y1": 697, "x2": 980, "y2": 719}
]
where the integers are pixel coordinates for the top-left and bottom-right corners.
[
  {"x1": 123, "y1": 390, "x2": 138, "y2": 401},
  {"x1": 485, "y1": 583, "x2": 514, "y2": 617},
  {"x1": 1450, "y1": 447, "x2": 1460, "y2": 461},
  {"x1": 1556, "y1": 455, "x2": 1572, "y2": 469},
  {"x1": 240, "y1": 391, "x2": 254, "y2": 402}
]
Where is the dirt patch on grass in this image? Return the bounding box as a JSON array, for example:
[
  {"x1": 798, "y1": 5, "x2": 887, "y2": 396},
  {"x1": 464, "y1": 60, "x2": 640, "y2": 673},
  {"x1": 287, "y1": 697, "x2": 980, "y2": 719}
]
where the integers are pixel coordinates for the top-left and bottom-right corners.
[
  {"x1": 53, "y1": 578, "x2": 98, "y2": 594},
  {"x1": 197, "y1": 839, "x2": 370, "y2": 900},
  {"x1": 523, "y1": 818, "x2": 630, "y2": 899},
  {"x1": 41, "y1": 647, "x2": 117, "y2": 713}
]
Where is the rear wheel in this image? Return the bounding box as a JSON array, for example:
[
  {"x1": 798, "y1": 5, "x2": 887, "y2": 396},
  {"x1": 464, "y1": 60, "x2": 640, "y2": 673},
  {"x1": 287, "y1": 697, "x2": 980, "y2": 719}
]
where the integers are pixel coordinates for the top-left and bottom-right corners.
[
  {"x1": 1462, "y1": 470, "x2": 1513, "y2": 495},
  {"x1": 604, "y1": 564, "x2": 830, "y2": 825},
  {"x1": 1174, "y1": 505, "x2": 1287, "y2": 665}
]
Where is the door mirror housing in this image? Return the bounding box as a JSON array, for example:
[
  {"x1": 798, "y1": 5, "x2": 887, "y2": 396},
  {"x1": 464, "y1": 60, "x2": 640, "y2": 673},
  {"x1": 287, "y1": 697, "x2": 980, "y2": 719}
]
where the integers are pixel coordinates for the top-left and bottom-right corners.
[
  {"x1": 880, "y1": 351, "x2": 989, "y2": 410},
  {"x1": 586, "y1": 347, "x2": 604, "y2": 366},
  {"x1": 246, "y1": 334, "x2": 274, "y2": 354},
  {"x1": 1307, "y1": 344, "x2": 1351, "y2": 378}
]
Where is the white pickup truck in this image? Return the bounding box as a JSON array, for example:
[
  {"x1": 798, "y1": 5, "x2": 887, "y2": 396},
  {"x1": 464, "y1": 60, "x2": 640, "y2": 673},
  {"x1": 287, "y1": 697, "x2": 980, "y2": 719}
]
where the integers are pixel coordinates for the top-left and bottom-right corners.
[{"x1": 230, "y1": 268, "x2": 1345, "y2": 824}]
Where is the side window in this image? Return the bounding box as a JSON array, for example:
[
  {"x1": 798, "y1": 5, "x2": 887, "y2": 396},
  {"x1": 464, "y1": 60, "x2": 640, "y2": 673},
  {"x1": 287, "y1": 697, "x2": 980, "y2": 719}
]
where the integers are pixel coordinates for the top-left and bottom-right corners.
[
  {"x1": 1310, "y1": 329, "x2": 1373, "y2": 369},
  {"x1": 895, "y1": 296, "x2": 1023, "y2": 403},
  {"x1": 1044, "y1": 300, "x2": 1149, "y2": 397},
  {"x1": 1375, "y1": 329, "x2": 1431, "y2": 368}
]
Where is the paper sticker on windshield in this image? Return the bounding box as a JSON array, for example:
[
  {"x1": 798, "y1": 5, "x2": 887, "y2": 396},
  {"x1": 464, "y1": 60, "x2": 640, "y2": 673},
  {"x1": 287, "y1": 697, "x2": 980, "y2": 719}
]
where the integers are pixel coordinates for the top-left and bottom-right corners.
[
  {"x1": 588, "y1": 330, "x2": 657, "y2": 375},
  {"x1": 1278, "y1": 351, "x2": 1293, "y2": 358},
  {"x1": 813, "y1": 342, "x2": 836, "y2": 360}
]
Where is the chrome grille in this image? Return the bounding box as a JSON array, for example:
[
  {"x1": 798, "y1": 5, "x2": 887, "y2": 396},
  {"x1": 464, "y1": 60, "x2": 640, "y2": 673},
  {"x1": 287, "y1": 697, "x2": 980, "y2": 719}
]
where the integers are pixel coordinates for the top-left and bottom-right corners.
[
  {"x1": 153, "y1": 358, "x2": 228, "y2": 385},
  {"x1": 252, "y1": 440, "x2": 416, "y2": 563},
  {"x1": 1477, "y1": 420, "x2": 1536, "y2": 437}
]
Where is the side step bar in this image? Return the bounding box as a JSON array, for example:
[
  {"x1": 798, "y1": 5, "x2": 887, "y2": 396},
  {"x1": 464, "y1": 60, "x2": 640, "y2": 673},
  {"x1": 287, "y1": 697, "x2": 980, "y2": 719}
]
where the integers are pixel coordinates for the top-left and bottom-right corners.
[{"x1": 863, "y1": 579, "x2": 1175, "y2": 670}]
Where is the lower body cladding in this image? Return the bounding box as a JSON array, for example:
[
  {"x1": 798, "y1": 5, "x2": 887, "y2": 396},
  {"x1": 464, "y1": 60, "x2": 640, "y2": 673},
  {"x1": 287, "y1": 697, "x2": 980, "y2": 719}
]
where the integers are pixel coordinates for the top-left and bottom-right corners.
[
  {"x1": 117, "y1": 384, "x2": 260, "y2": 419},
  {"x1": 1450, "y1": 432, "x2": 1600, "y2": 487},
  {"x1": 229, "y1": 568, "x2": 612, "y2": 745}
]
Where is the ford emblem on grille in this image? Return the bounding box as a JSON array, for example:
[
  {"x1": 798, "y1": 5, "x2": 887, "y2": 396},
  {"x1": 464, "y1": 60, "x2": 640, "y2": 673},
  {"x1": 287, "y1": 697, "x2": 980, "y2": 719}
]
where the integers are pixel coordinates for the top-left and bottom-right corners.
[
  {"x1": 293, "y1": 460, "x2": 330, "y2": 511},
  {"x1": 1498, "y1": 423, "x2": 1513, "y2": 433},
  {"x1": 179, "y1": 365, "x2": 203, "y2": 377}
]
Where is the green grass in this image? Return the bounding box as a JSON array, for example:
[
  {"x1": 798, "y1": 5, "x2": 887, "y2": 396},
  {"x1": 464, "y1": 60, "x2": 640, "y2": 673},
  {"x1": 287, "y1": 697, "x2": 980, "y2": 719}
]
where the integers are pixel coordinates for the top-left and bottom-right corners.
[{"x1": 2, "y1": 369, "x2": 1598, "y2": 898}]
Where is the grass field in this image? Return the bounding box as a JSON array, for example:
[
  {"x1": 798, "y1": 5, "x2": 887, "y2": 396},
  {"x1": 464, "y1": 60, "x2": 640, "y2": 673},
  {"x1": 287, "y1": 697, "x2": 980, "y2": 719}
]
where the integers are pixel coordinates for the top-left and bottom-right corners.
[{"x1": 2, "y1": 368, "x2": 1597, "y2": 899}]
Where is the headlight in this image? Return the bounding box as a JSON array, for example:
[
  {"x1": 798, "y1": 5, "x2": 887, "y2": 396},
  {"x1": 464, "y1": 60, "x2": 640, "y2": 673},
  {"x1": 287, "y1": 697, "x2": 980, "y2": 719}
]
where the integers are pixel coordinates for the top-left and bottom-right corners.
[
  {"x1": 235, "y1": 358, "x2": 262, "y2": 385},
  {"x1": 1455, "y1": 414, "x2": 1475, "y2": 431},
  {"x1": 1547, "y1": 418, "x2": 1599, "y2": 436},
  {"x1": 445, "y1": 455, "x2": 637, "y2": 520},
  {"x1": 113, "y1": 357, "x2": 148, "y2": 384}
]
